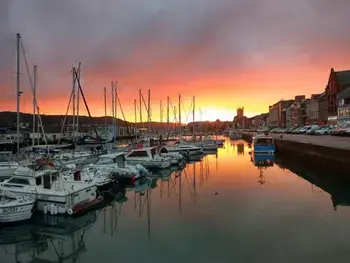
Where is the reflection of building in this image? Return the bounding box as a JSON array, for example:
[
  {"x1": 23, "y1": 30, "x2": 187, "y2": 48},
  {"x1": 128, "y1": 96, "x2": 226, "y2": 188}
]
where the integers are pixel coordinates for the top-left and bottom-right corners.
[
  {"x1": 337, "y1": 87, "x2": 350, "y2": 127},
  {"x1": 237, "y1": 143, "x2": 244, "y2": 155}
]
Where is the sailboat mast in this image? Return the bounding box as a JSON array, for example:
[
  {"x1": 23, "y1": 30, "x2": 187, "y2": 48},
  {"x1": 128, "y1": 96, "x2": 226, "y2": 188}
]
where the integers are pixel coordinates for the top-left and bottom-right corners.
[
  {"x1": 32, "y1": 65, "x2": 37, "y2": 147},
  {"x1": 72, "y1": 67, "x2": 76, "y2": 142},
  {"x1": 115, "y1": 81, "x2": 118, "y2": 143},
  {"x1": 178, "y1": 94, "x2": 181, "y2": 139},
  {"x1": 139, "y1": 89, "x2": 142, "y2": 124},
  {"x1": 76, "y1": 62, "x2": 81, "y2": 136},
  {"x1": 16, "y1": 33, "x2": 21, "y2": 154},
  {"x1": 167, "y1": 96, "x2": 170, "y2": 130},
  {"x1": 104, "y1": 87, "x2": 107, "y2": 130},
  {"x1": 160, "y1": 100, "x2": 162, "y2": 123},
  {"x1": 111, "y1": 81, "x2": 115, "y2": 143},
  {"x1": 192, "y1": 96, "x2": 195, "y2": 139},
  {"x1": 147, "y1": 89, "x2": 151, "y2": 132},
  {"x1": 134, "y1": 98, "x2": 137, "y2": 141}
]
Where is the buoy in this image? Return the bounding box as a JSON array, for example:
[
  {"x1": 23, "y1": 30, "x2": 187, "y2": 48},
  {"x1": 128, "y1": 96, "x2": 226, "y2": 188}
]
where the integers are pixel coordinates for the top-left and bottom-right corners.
[
  {"x1": 67, "y1": 208, "x2": 73, "y2": 215},
  {"x1": 44, "y1": 204, "x2": 48, "y2": 215}
]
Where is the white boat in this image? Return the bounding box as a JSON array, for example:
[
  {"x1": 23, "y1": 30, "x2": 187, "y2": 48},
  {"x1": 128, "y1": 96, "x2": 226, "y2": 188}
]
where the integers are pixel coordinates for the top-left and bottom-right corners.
[
  {"x1": 125, "y1": 147, "x2": 172, "y2": 169},
  {"x1": 229, "y1": 130, "x2": 242, "y2": 140},
  {"x1": 85, "y1": 152, "x2": 148, "y2": 182},
  {"x1": 158, "y1": 147, "x2": 184, "y2": 165},
  {"x1": 0, "y1": 190, "x2": 35, "y2": 223},
  {"x1": 61, "y1": 164, "x2": 112, "y2": 192},
  {"x1": 203, "y1": 135, "x2": 225, "y2": 146},
  {"x1": 52, "y1": 151, "x2": 99, "y2": 166},
  {"x1": 193, "y1": 140, "x2": 218, "y2": 151},
  {"x1": 165, "y1": 141, "x2": 203, "y2": 157},
  {"x1": 0, "y1": 152, "x2": 20, "y2": 182},
  {"x1": 0, "y1": 165, "x2": 99, "y2": 215}
]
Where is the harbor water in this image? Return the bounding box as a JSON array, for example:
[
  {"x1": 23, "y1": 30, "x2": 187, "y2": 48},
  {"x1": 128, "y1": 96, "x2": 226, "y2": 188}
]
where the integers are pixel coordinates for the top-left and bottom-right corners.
[{"x1": 1, "y1": 139, "x2": 350, "y2": 263}]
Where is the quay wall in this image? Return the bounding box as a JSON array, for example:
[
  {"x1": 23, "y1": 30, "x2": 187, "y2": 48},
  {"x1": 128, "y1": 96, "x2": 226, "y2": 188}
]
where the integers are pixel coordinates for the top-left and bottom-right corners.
[{"x1": 241, "y1": 133, "x2": 350, "y2": 165}]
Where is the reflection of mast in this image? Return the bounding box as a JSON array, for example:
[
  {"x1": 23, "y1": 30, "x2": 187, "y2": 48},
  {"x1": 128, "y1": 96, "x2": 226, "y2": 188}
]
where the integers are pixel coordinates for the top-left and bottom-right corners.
[
  {"x1": 147, "y1": 189, "x2": 151, "y2": 241},
  {"x1": 193, "y1": 162, "x2": 196, "y2": 203},
  {"x1": 179, "y1": 171, "x2": 182, "y2": 214},
  {"x1": 258, "y1": 168, "x2": 266, "y2": 185}
]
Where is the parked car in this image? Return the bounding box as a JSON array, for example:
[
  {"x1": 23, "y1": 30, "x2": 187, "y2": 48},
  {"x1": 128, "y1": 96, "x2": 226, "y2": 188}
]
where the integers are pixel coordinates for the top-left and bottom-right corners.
[
  {"x1": 291, "y1": 127, "x2": 302, "y2": 134},
  {"x1": 297, "y1": 125, "x2": 311, "y2": 134},
  {"x1": 345, "y1": 128, "x2": 350, "y2": 137},
  {"x1": 315, "y1": 126, "x2": 333, "y2": 135},
  {"x1": 306, "y1": 125, "x2": 321, "y2": 135},
  {"x1": 331, "y1": 127, "x2": 347, "y2": 136}
]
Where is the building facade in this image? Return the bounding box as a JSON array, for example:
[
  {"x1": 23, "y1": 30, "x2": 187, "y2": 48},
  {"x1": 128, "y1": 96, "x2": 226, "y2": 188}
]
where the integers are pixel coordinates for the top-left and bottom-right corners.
[
  {"x1": 305, "y1": 95, "x2": 322, "y2": 125},
  {"x1": 337, "y1": 87, "x2": 350, "y2": 127},
  {"x1": 268, "y1": 99, "x2": 295, "y2": 128},
  {"x1": 318, "y1": 92, "x2": 328, "y2": 124},
  {"x1": 325, "y1": 68, "x2": 350, "y2": 125}
]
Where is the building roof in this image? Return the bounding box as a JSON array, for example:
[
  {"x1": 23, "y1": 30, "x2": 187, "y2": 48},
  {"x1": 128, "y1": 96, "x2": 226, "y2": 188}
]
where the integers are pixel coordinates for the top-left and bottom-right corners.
[
  {"x1": 338, "y1": 86, "x2": 350, "y2": 100},
  {"x1": 335, "y1": 70, "x2": 350, "y2": 86}
]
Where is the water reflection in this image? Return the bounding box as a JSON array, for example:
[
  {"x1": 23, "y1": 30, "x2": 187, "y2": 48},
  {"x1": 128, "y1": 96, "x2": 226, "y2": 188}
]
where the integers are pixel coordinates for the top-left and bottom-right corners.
[
  {"x1": 0, "y1": 211, "x2": 97, "y2": 263},
  {"x1": 3, "y1": 139, "x2": 350, "y2": 262},
  {"x1": 251, "y1": 153, "x2": 275, "y2": 185}
]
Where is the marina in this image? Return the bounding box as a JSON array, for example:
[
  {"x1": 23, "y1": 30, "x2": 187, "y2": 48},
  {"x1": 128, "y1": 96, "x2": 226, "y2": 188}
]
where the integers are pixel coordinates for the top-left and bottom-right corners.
[{"x1": 1, "y1": 139, "x2": 350, "y2": 262}]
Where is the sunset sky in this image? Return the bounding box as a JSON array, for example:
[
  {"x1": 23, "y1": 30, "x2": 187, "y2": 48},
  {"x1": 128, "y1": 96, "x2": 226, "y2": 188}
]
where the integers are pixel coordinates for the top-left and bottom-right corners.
[{"x1": 1, "y1": 0, "x2": 350, "y2": 122}]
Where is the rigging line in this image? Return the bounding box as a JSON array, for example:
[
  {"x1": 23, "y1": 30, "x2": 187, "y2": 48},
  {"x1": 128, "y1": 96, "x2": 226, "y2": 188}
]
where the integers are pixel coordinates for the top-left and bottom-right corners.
[
  {"x1": 20, "y1": 39, "x2": 48, "y2": 147},
  {"x1": 116, "y1": 93, "x2": 132, "y2": 136}
]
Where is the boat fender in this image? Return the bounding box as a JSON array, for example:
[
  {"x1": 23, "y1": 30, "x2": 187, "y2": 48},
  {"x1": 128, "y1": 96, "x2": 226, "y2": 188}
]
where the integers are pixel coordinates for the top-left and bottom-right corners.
[
  {"x1": 50, "y1": 204, "x2": 55, "y2": 216},
  {"x1": 54, "y1": 205, "x2": 58, "y2": 215},
  {"x1": 67, "y1": 208, "x2": 74, "y2": 215},
  {"x1": 44, "y1": 204, "x2": 48, "y2": 215}
]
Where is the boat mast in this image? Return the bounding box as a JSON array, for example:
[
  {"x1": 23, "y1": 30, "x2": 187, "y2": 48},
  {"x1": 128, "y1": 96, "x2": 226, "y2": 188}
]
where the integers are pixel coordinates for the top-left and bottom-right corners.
[
  {"x1": 72, "y1": 66, "x2": 76, "y2": 142},
  {"x1": 111, "y1": 81, "x2": 115, "y2": 143},
  {"x1": 178, "y1": 94, "x2": 181, "y2": 139},
  {"x1": 76, "y1": 62, "x2": 81, "y2": 138},
  {"x1": 139, "y1": 89, "x2": 142, "y2": 124},
  {"x1": 32, "y1": 65, "x2": 37, "y2": 147},
  {"x1": 134, "y1": 98, "x2": 137, "y2": 141},
  {"x1": 104, "y1": 87, "x2": 107, "y2": 132},
  {"x1": 193, "y1": 96, "x2": 195, "y2": 140},
  {"x1": 16, "y1": 33, "x2": 21, "y2": 154},
  {"x1": 147, "y1": 89, "x2": 151, "y2": 133},
  {"x1": 115, "y1": 81, "x2": 118, "y2": 144},
  {"x1": 167, "y1": 96, "x2": 170, "y2": 133}
]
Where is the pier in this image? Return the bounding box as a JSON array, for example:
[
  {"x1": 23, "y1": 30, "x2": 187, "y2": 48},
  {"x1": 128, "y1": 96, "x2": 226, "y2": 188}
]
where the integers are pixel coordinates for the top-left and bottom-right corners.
[{"x1": 242, "y1": 132, "x2": 350, "y2": 166}]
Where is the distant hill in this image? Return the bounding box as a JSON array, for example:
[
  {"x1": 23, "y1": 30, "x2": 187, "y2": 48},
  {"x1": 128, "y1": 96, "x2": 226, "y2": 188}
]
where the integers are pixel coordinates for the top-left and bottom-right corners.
[{"x1": 0, "y1": 111, "x2": 178, "y2": 131}]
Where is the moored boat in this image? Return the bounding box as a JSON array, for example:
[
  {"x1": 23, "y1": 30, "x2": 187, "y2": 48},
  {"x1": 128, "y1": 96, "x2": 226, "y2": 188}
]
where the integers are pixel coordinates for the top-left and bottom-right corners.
[
  {"x1": 0, "y1": 190, "x2": 35, "y2": 223},
  {"x1": 252, "y1": 134, "x2": 275, "y2": 154}
]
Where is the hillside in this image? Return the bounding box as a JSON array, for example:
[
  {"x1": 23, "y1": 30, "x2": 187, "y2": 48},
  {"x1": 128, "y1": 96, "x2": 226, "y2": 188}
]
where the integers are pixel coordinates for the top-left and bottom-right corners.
[{"x1": 0, "y1": 111, "x2": 178, "y2": 131}]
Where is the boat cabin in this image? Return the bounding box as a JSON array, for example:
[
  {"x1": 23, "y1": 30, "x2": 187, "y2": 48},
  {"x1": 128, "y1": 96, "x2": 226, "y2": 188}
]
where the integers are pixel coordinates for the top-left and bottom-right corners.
[
  {"x1": 93, "y1": 153, "x2": 126, "y2": 168},
  {"x1": 252, "y1": 135, "x2": 275, "y2": 154},
  {"x1": 126, "y1": 147, "x2": 157, "y2": 159},
  {"x1": 2, "y1": 166, "x2": 60, "y2": 190}
]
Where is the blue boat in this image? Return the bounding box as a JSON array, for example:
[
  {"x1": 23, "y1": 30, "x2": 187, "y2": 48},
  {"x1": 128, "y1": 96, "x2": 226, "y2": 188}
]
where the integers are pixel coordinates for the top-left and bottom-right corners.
[{"x1": 252, "y1": 134, "x2": 275, "y2": 154}]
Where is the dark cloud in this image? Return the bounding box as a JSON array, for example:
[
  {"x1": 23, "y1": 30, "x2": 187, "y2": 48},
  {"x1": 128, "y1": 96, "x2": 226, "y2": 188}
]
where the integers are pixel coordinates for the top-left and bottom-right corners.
[{"x1": 1, "y1": 0, "x2": 350, "y2": 113}]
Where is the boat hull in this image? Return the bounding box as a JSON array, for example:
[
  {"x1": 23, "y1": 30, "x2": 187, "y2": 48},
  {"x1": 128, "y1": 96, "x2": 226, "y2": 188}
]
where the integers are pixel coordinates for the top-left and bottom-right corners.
[{"x1": 0, "y1": 201, "x2": 34, "y2": 223}]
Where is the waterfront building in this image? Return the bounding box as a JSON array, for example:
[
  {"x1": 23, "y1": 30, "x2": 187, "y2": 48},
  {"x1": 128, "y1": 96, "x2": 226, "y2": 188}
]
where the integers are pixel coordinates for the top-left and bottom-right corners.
[
  {"x1": 337, "y1": 87, "x2": 350, "y2": 127},
  {"x1": 305, "y1": 94, "x2": 323, "y2": 125},
  {"x1": 318, "y1": 92, "x2": 328, "y2": 125},
  {"x1": 288, "y1": 96, "x2": 308, "y2": 127},
  {"x1": 325, "y1": 68, "x2": 350, "y2": 125},
  {"x1": 268, "y1": 99, "x2": 294, "y2": 128}
]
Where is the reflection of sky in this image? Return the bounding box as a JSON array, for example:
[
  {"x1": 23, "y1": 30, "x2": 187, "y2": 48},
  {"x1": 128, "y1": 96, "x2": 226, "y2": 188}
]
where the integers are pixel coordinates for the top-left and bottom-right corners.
[
  {"x1": 2, "y1": 139, "x2": 350, "y2": 262},
  {"x1": 82, "y1": 140, "x2": 350, "y2": 262}
]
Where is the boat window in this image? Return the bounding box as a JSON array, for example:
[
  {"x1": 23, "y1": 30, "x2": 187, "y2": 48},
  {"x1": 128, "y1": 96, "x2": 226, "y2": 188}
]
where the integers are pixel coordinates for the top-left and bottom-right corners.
[
  {"x1": 255, "y1": 138, "x2": 273, "y2": 146},
  {"x1": 127, "y1": 151, "x2": 149, "y2": 157},
  {"x1": 160, "y1": 148, "x2": 168, "y2": 153},
  {"x1": 36, "y1": 176, "x2": 42, "y2": 186},
  {"x1": 7, "y1": 178, "x2": 30, "y2": 185},
  {"x1": 95, "y1": 157, "x2": 114, "y2": 165},
  {"x1": 116, "y1": 155, "x2": 125, "y2": 168}
]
